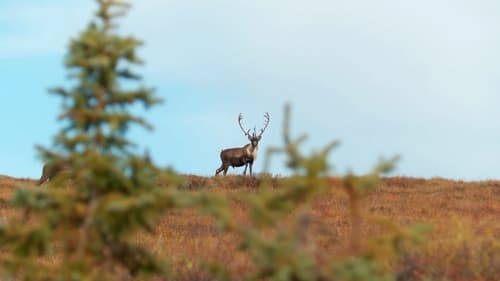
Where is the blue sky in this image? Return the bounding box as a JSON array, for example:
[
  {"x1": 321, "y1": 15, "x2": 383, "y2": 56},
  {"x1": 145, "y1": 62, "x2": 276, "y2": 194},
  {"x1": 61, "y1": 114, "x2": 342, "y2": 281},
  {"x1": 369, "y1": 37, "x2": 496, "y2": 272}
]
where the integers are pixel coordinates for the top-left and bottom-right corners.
[{"x1": 1, "y1": 0, "x2": 500, "y2": 180}]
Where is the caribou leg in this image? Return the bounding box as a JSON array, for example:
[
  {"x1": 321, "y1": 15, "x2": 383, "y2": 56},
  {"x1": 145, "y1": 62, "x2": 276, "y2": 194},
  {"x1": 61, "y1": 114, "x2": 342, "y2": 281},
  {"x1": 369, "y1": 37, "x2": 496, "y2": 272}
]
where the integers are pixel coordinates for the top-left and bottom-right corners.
[{"x1": 215, "y1": 163, "x2": 226, "y2": 176}]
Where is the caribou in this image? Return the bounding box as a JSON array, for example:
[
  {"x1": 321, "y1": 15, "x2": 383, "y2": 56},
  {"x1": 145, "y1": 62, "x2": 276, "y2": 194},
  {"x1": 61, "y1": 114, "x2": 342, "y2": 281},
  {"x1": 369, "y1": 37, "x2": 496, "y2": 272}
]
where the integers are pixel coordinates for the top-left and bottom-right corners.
[
  {"x1": 215, "y1": 112, "x2": 270, "y2": 176},
  {"x1": 37, "y1": 160, "x2": 70, "y2": 186}
]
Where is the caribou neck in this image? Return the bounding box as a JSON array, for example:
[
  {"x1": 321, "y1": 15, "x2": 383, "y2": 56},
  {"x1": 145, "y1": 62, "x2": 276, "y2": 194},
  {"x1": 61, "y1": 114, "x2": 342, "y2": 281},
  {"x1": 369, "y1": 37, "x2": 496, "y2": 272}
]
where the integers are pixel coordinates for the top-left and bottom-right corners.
[{"x1": 244, "y1": 142, "x2": 259, "y2": 160}]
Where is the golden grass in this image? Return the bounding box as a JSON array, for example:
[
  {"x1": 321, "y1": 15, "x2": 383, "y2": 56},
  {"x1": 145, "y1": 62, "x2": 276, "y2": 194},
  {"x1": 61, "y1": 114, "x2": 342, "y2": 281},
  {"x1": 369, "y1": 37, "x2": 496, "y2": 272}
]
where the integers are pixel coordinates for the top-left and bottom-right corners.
[{"x1": 0, "y1": 175, "x2": 499, "y2": 280}]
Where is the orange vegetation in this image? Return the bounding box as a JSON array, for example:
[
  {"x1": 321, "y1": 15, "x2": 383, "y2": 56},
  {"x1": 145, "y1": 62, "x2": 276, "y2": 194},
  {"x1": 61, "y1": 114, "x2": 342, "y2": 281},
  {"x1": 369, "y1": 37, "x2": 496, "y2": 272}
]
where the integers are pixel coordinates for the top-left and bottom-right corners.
[{"x1": 0, "y1": 175, "x2": 498, "y2": 281}]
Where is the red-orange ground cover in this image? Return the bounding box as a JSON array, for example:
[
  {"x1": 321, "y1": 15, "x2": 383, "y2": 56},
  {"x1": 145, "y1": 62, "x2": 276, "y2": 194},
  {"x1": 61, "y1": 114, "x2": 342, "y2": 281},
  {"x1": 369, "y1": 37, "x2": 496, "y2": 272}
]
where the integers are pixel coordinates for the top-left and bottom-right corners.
[{"x1": 0, "y1": 175, "x2": 498, "y2": 280}]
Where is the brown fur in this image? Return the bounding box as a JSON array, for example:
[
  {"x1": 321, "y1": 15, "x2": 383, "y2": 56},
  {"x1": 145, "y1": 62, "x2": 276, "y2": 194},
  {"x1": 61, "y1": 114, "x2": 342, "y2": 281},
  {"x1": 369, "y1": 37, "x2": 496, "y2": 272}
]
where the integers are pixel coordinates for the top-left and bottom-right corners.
[
  {"x1": 37, "y1": 161, "x2": 70, "y2": 186},
  {"x1": 215, "y1": 113, "x2": 269, "y2": 176}
]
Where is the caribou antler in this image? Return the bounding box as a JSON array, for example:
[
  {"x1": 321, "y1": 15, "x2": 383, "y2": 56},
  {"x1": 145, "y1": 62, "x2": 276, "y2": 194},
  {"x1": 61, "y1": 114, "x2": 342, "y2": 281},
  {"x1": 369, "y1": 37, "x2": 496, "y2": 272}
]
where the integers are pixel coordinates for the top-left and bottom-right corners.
[
  {"x1": 216, "y1": 112, "x2": 271, "y2": 176},
  {"x1": 238, "y1": 113, "x2": 251, "y2": 137},
  {"x1": 258, "y1": 112, "x2": 270, "y2": 137}
]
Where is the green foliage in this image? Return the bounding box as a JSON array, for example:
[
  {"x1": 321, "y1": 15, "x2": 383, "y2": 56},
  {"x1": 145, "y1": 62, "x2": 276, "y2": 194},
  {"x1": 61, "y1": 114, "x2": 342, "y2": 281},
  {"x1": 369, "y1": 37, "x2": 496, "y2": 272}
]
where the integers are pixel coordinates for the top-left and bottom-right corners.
[
  {"x1": 205, "y1": 104, "x2": 429, "y2": 281},
  {"x1": 240, "y1": 227, "x2": 318, "y2": 281},
  {"x1": 332, "y1": 258, "x2": 392, "y2": 281},
  {"x1": 0, "y1": 1, "x2": 177, "y2": 280}
]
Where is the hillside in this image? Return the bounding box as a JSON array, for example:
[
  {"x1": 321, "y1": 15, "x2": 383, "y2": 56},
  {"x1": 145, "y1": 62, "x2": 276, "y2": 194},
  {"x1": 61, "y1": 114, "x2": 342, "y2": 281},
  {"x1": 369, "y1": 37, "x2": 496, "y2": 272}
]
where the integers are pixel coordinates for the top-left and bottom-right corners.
[{"x1": 0, "y1": 175, "x2": 499, "y2": 280}]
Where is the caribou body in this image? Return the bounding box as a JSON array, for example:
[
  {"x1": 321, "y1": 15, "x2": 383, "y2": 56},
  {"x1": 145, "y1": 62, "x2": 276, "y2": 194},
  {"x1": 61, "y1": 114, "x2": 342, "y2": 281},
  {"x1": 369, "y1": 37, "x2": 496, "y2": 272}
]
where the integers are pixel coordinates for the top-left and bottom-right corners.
[
  {"x1": 37, "y1": 160, "x2": 70, "y2": 185},
  {"x1": 215, "y1": 112, "x2": 270, "y2": 176}
]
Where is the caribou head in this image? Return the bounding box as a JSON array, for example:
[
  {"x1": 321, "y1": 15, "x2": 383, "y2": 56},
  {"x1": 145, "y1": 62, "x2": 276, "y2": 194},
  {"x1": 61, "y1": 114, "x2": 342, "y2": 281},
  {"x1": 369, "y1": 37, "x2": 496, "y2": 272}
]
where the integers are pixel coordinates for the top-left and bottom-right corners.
[{"x1": 215, "y1": 112, "x2": 270, "y2": 176}]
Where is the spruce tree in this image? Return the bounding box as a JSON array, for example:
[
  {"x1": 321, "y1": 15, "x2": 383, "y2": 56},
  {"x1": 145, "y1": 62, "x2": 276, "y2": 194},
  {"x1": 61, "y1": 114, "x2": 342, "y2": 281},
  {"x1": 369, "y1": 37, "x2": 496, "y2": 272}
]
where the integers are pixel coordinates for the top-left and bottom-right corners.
[{"x1": 0, "y1": 1, "x2": 175, "y2": 279}]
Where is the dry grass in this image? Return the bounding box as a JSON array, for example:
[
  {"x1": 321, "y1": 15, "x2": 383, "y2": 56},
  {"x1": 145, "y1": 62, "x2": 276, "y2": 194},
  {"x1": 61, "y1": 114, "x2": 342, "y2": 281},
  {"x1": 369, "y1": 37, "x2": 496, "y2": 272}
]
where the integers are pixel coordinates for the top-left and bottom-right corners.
[{"x1": 0, "y1": 175, "x2": 499, "y2": 280}]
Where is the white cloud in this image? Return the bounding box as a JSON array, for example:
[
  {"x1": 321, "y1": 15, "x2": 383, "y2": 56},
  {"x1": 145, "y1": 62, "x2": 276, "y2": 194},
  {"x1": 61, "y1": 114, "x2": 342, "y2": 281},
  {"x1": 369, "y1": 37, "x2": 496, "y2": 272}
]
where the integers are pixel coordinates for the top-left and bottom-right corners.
[
  {"x1": 121, "y1": 1, "x2": 500, "y2": 109},
  {"x1": 0, "y1": 1, "x2": 94, "y2": 57},
  {"x1": 3, "y1": 0, "x2": 500, "y2": 178},
  {"x1": 122, "y1": 0, "x2": 500, "y2": 178}
]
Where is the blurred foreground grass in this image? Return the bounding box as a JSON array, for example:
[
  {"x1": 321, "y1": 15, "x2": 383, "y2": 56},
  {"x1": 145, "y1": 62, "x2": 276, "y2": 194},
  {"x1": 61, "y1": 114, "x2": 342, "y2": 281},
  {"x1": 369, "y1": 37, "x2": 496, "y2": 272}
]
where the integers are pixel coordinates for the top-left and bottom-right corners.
[{"x1": 1, "y1": 175, "x2": 498, "y2": 281}]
